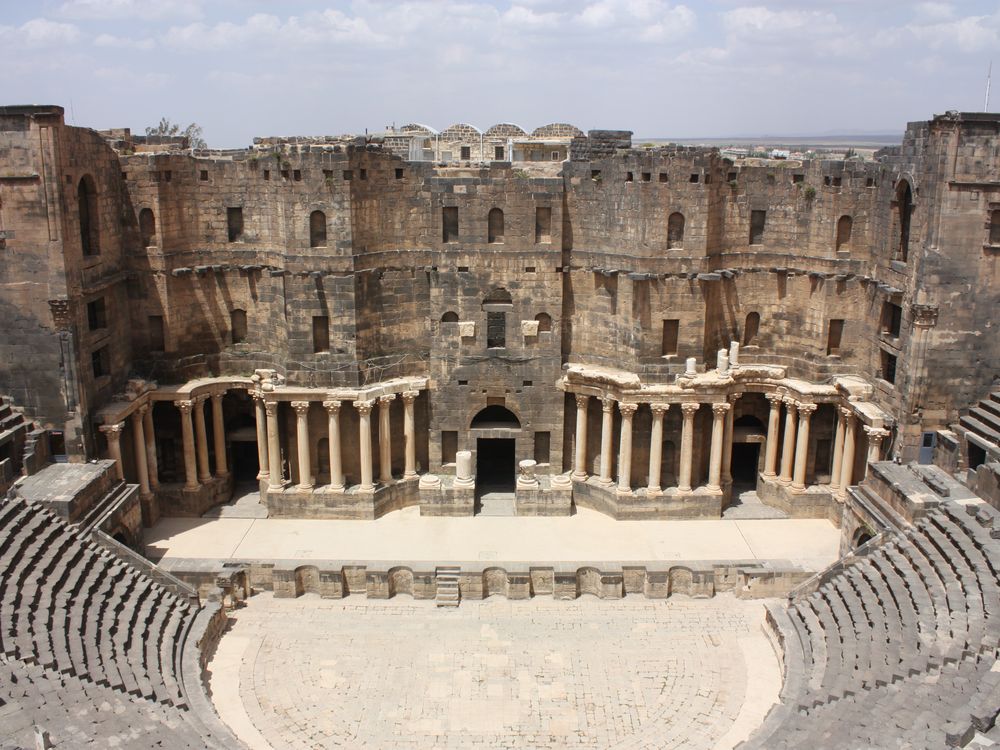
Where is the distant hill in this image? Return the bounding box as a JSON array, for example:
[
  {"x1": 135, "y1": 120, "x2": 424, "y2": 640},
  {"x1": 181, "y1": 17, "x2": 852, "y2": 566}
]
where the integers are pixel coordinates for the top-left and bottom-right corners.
[{"x1": 636, "y1": 133, "x2": 902, "y2": 150}]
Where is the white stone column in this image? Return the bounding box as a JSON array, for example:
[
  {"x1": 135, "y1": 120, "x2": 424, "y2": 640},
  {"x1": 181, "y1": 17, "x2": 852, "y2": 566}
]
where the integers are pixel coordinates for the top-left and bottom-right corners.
[
  {"x1": 254, "y1": 395, "x2": 269, "y2": 482},
  {"x1": 193, "y1": 395, "x2": 212, "y2": 484},
  {"x1": 355, "y1": 400, "x2": 375, "y2": 492},
  {"x1": 378, "y1": 394, "x2": 395, "y2": 485},
  {"x1": 100, "y1": 422, "x2": 126, "y2": 481},
  {"x1": 454, "y1": 450, "x2": 474, "y2": 488},
  {"x1": 402, "y1": 391, "x2": 419, "y2": 479},
  {"x1": 616, "y1": 403, "x2": 637, "y2": 494},
  {"x1": 265, "y1": 401, "x2": 283, "y2": 490},
  {"x1": 130, "y1": 407, "x2": 151, "y2": 496},
  {"x1": 707, "y1": 402, "x2": 730, "y2": 492},
  {"x1": 721, "y1": 393, "x2": 740, "y2": 486},
  {"x1": 647, "y1": 404, "x2": 669, "y2": 493},
  {"x1": 678, "y1": 402, "x2": 700, "y2": 492},
  {"x1": 598, "y1": 397, "x2": 615, "y2": 485},
  {"x1": 779, "y1": 398, "x2": 798, "y2": 484},
  {"x1": 323, "y1": 400, "x2": 344, "y2": 490},
  {"x1": 211, "y1": 392, "x2": 228, "y2": 478},
  {"x1": 573, "y1": 394, "x2": 589, "y2": 480},
  {"x1": 142, "y1": 404, "x2": 159, "y2": 490},
  {"x1": 865, "y1": 426, "x2": 890, "y2": 466},
  {"x1": 292, "y1": 401, "x2": 313, "y2": 491},
  {"x1": 763, "y1": 393, "x2": 783, "y2": 477},
  {"x1": 838, "y1": 409, "x2": 856, "y2": 497},
  {"x1": 175, "y1": 400, "x2": 199, "y2": 490},
  {"x1": 791, "y1": 403, "x2": 817, "y2": 492},
  {"x1": 829, "y1": 408, "x2": 846, "y2": 491}
]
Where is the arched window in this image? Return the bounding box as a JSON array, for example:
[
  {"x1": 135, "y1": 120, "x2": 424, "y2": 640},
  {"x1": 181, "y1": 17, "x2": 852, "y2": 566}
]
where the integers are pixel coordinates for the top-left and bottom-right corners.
[
  {"x1": 471, "y1": 405, "x2": 520, "y2": 429},
  {"x1": 743, "y1": 312, "x2": 760, "y2": 346},
  {"x1": 230, "y1": 309, "x2": 247, "y2": 344},
  {"x1": 78, "y1": 175, "x2": 100, "y2": 256},
  {"x1": 895, "y1": 181, "x2": 913, "y2": 261},
  {"x1": 535, "y1": 312, "x2": 552, "y2": 333},
  {"x1": 836, "y1": 215, "x2": 852, "y2": 253},
  {"x1": 441, "y1": 311, "x2": 459, "y2": 323},
  {"x1": 990, "y1": 209, "x2": 1000, "y2": 245},
  {"x1": 667, "y1": 212, "x2": 685, "y2": 249},
  {"x1": 487, "y1": 208, "x2": 504, "y2": 244},
  {"x1": 309, "y1": 210, "x2": 327, "y2": 247},
  {"x1": 139, "y1": 208, "x2": 156, "y2": 248}
]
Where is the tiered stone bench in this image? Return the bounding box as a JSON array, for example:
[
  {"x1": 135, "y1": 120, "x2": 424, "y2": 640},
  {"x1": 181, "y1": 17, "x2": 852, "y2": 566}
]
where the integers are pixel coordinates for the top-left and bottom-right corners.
[
  {"x1": 741, "y1": 499, "x2": 1000, "y2": 749},
  {"x1": 0, "y1": 497, "x2": 239, "y2": 748}
]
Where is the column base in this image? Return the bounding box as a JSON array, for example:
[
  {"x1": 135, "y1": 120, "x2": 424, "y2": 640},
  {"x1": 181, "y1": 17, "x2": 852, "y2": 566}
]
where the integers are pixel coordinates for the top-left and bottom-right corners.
[
  {"x1": 645, "y1": 486, "x2": 662, "y2": 496},
  {"x1": 183, "y1": 483, "x2": 199, "y2": 492},
  {"x1": 256, "y1": 471, "x2": 269, "y2": 481},
  {"x1": 403, "y1": 471, "x2": 418, "y2": 480},
  {"x1": 615, "y1": 486, "x2": 633, "y2": 496},
  {"x1": 297, "y1": 483, "x2": 314, "y2": 492},
  {"x1": 571, "y1": 471, "x2": 588, "y2": 481}
]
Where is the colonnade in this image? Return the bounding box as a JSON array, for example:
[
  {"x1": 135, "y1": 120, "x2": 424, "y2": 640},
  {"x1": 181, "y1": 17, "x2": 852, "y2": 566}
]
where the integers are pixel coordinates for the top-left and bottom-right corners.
[
  {"x1": 254, "y1": 390, "x2": 421, "y2": 493},
  {"x1": 100, "y1": 402, "x2": 170, "y2": 497}
]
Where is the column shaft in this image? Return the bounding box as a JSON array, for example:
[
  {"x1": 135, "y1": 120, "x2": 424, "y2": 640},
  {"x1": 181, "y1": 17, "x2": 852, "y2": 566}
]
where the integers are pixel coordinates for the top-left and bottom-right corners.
[
  {"x1": 378, "y1": 395, "x2": 395, "y2": 485},
  {"x1": 791, "y1": 404, "x2": 816, "y2": 491},
  {"x1": 131, "y1": 409, "x2": 150, "y2": 496},
  {"x1": 647, "y1": 405, "x2": 668, "y2": 493},
  {"x1": 721, "y1": 395, "x2": 738, "y2": 485},
  {"x1": 616, "y1": 404, "x2": 636, "y2": 493},
  {"x1": 324, "y1": 401, "x2": 344, "y2": 490},
  {"x1": 176, "y1": 401, "x2": 198, "y2": 490},
  {"x1": 211, "y1": 393, "x2": 228, "y2": 478},
  {"x1": 193, "y1": 397, "x2": 211, "y2": 484},
  {"x1": 678, "y1": 403, "x2": 699, "y2": 492},
  {"x1": 838, "y1": 410, "x2": 856, "y2": 496},
  {"x1": 356, "y1": 401, "x2": 375, "y2": 492},
  {"x1": 829, "y1": 409, "x2": 846, "y2": 490},
  {"x1": 266, "y1": 402, "x2": 283, "y2": 490},
  {"x1": 573, "y1": 394, "x2": 589, "y2": 479},
  {"x1": 707, "y1": 403, "x2": 730, "y2": 492},
  {"x1": 254, "y1": 396, "x2": 269, "y2": 481},
  {"x1": 402, "y1": 391, "x2": 418, "y2": 479},
  {"x1": 292, "y1": 402, "x2": 313, "y2": 491},
  {"x1": 779, "y1": 399, "x2": 798, "y2": 483},
  {"x1": 142, "y1": 405, "x2": 159, "y2": 490},
  {"x1": 763, "y1": 394, "x2": 783, "y2": 477},
  {"x1": 101, "y1": 423, "x2": 125, "y2": 481},
  {"x1": 599, "y1": 397, "x2": 614, "y2": 485}
]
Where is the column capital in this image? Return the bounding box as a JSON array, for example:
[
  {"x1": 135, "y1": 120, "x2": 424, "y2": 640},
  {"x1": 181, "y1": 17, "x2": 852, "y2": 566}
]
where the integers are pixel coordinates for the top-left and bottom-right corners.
[
  {"x1": 765, "y1": 392, "x2": 784, "y2": 405},
  {"x1": 322, "y1": 399, "x2": 341, "y2": 414},
  {"x1": 840, "y1": 406, "x2": 855, "y2": 420},
  {"x1": 99, "y1": 422, "x2": 125, "y2": 437},
  {"x1": 863, "y1": 425, "x2": 891, "y2": 439},
  {"x1": 291, "y1": 400, "x2": 310, "y2": 415},
  {"x1": 174, "y1": 399, "x2": 193, "y2": 413},
  {"x1": 797, "y1": 403, "x2": 818, "y2": 416},
  {"x1": 650, "y1": 403, "x2": 670, "y2": 416},
  {"x1": 354, "y1": 399, "x2": 375, "y2": 415},
  {"x1": 210, "y1": 391, "x2": 224, "y2": 403},
  {"x1": 134, "y1": 403, "x2": 148, "y2": 418},
  {"x1": 193, "y1": 393, "x2": 209, "y2": 404},
  {"x1": 264, "y1": 401, "x2": 279, "y2": 418},
  {"x1": 618, "y1": 402, "x2": 638, "y2": 418},
  {"x1": 712, "y1": 402, "x2": 731, "y2": 417},
  {"x1": 575, "y1": 393, "x2": 590, "y2": 409},
  {"x1": 378, "y1": 394, "x2": 396, "y2": 406},
  {"x1": 727, "y1": 392, "x2": 743, "y2": 405},
  {"x1": 601, "y1": 397, "x2": 615, "y2": 413},
  {"x1": 782, "y1": 396, "x2": 799, "y2": 410},
  {"x1": 680, "y1": 402, "x2": 700, "y2": 417},
  {"x1": 401, "y1": 390, "x2": 420, "y2": 404}
]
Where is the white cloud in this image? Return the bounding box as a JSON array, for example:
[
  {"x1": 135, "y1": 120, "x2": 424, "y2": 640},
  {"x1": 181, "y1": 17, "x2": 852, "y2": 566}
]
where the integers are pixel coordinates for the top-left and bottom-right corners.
[
  {"x1": 722, "y1": 6, "x2": 840, "y2": 37},
  {"x1": 0, "y1": 18, "x2": 80, "y2": 48},
  {"x1": 502, "y1": 5, "x2": 563, "y2": 28},
  {"x1": 163, "y1": 10, "x2": 386, "y2": 51},
  {"x1": 575, "y1": 0, "x2": 696, "y2": 40},
  {"x1": 906, "y1": 12, "x2": 1000, "y2": 52},
  {"x1": 95, "y1": 32, "x2": 155, "y2": 50},
  {"x1": 58, "y1": 0, "x2": 203, "y2": 21}
]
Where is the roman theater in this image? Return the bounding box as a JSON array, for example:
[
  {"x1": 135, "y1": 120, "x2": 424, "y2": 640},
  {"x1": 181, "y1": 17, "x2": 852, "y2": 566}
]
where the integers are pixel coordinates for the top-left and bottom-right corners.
[{"x1": 0, "y1": 104, "x2": 998, "y2": 748}]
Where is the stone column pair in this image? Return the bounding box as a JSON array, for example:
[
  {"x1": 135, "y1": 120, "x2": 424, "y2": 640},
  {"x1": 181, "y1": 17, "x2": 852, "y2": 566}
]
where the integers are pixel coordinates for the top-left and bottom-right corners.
[{"x1": 102, "y1": 402, "x2": 163, "y2": 497}]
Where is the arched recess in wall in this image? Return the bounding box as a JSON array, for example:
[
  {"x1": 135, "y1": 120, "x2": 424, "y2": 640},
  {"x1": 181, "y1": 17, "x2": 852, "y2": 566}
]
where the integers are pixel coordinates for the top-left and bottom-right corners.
[
  {"x1": 894, "y1": 180, "x2": 913, "y2": 262},
  {"x1": 734, "y1": 414, "x2": 765, "y2": 431},
  {"x1": 836, "y1": 215, "x2": 853, "y2": 253},
  {"x1": 667, "y1": 212, "x2": 685, "y2": 249},
  {"x1": 441, "y1": 311, "x2": 459, "y2": 323},
  {"x1": 990, "y1": 209, "x2": 1000, "y2": 245},
  {"x1": 230, "y1": 309, "x2": 248, "y2": 344},
  {"x1": 535, "y1": 312, "x2": 552, "y2": 332},
  {"x1": 78, "y1": 175, "x2": 100, "y2": 256},
  {"x1": 470, "y1": 405, "x2": 520, "y2": 429},
  {"x1": 743, "y1": 312, "x2": 760, "y2": 346},
  {"x1": 487, "y1": 208, "x2": 504, "y2": 244},
  {"x1": 139, "y1": 208, "x2": 156, "y2": 248},
  {"x1": 309, "y1": 210, "x2": 327, "y2": 248}
]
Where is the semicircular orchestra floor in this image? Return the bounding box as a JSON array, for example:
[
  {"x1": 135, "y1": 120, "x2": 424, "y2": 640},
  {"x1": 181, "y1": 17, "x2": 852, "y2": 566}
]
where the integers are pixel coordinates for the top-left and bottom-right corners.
[{"x1": 209, "y1": 593, "x2": 781, "y2": 750}]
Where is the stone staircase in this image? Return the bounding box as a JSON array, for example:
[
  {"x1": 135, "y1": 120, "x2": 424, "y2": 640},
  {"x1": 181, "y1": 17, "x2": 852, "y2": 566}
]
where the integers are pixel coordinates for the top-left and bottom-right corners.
[
  {"x1": 435, "y1": 566, "x2": 461, "y2": 608},
  {"x1": 960, "y1": 389, "x2": 1000, "y2": 460}
]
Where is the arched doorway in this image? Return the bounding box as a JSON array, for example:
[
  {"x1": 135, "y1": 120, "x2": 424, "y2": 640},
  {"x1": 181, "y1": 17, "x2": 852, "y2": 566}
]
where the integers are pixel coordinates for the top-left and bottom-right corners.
[{"x1": 471, "y1": 405, "x2": 520, "y2": 504}]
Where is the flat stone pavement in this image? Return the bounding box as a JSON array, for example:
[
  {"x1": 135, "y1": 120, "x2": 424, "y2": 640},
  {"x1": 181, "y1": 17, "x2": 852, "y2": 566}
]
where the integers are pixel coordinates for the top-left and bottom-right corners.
[
  {"x1": 146, "y1": 506, "x2": 840, "y2": 569},
  {"x1": 208, "y1": 593, "x2": 782, "y2": 750}
]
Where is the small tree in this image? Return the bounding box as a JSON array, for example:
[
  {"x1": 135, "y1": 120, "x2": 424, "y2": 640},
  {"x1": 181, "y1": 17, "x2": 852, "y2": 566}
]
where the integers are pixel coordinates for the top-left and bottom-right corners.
[{"x1": 145, "y1": 118, "x2": 206, "y2": 149}]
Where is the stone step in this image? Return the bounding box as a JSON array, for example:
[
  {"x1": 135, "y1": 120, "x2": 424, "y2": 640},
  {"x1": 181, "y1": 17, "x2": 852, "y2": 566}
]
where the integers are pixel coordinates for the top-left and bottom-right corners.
[
  {"x1": 435, "y1": 566, "x2": 461, "y2": 608},
  {"x1": 960, "y1": 415, "x2": 1000, "y2": 447}
]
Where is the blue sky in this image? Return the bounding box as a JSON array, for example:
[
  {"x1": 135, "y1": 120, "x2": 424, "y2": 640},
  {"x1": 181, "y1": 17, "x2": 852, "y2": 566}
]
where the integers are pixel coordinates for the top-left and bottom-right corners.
[{"x1": 2, "y1": 0, "x2": 998, "y2": 147}]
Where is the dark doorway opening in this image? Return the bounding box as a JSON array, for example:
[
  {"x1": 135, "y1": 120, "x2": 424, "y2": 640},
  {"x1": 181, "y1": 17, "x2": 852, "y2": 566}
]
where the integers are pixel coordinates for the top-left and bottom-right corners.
[
  {"x1": 231, "y1": 440, "x2": 259, "y2": 482},
  {"x1": 968, "y1": 442, "x2": 986, "y2": 471},
  {"x1": 855, "y1": 531, "x2": 874, "y2": 549},
  {"x1": 476, "y1": 438, "x2": 515, "y2": 492},
  {"x1": 731, "y1": 443, "x2": 760, "y2": 486}
]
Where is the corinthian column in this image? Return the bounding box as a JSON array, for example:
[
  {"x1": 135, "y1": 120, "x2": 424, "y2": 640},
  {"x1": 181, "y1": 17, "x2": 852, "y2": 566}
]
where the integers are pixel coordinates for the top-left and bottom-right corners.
[
  {"x1": 838, "y1": 408, "x2": 856, "y2": 497},
  {"x1": 829, "y1": 407, "x2": 846, "y2": 491},
  {"x1": 378, "y1": 394, "x2": 395, "y2": 485},
  {"x1": 174, "y1": 400, "x2": 198, "y2": 490},
  {"x1": 763, "y1": 393, "x2": 783, "y2": 477},
  {"x1": 647, "y1": 404, "x2": 669, "y2": 493},
  {"x1": 211, "y1": 392, "x2": 228, "y2": 478},
  {"x1": 573, "y1": 394, "x2": 589, "y2": 480},
  {"x1": 707, "y1": 402, "x2": 730, "y2": 492},
  {"x1": 598, "y1": 397, "x2": 615, "y2": 486},
  {"x1": 254, "y1": 395, "x2": 269, "y2": 481},
  {"x1": 721, "y1": 393, "x2": 740, "y2": 486},
  {"x1": 130, "y1": 407, "x2": 150, "y2": 496},
  {"x1": 355, "y1": 400, "x2": 375, "y2": 492},
  {"x1": 323, "y1": 400, "x2": 344, "y2": 490},
  {"x1": 193, "y1": 395, "x2": 212, "y2": 484},
  {"x1": 865, "y1": 426, "x2": 891, "y2": 467},
  {"x1": 616, "y1": 403, "x2": 637, "y2": 494},
  {"x1": 678, "y1": 403, "x2": 700, "y2": 492},
  {"x1": 100, "y1": 422, "x2": 126, "y2": 481},
  {"x1": 265, "y1": 401, "x2": 283, "y2": 490},
  {"x1": 401, "y1": 391, "x2": 419, "y2": 479},
  {"x1": 292, "y1": 401, "x2": 313, "y2": 491},
  {"x1": 779, "y1": 398, "x2": 798, "y2": 484},
  {"x1": 791, "y1": 403, "x2": 816, "y2": 492},
  {"x1": 142, "y1": 404, "x2": 159, "y2": 490}
]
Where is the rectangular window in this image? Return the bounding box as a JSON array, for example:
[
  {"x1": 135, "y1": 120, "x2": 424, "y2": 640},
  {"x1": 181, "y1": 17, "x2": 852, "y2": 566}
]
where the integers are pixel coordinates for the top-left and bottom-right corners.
[
  {"x1": 86, "y1": 297, "x2": 107, "y2": 331},
  {"x1": 312, "y1": 316, "x2": 330, "y2": 353},
  {"x1": 535, "y1": 207, "x2": 552, "y2": 244},
  {"x1": 534, "y1": 432, "x2": 551, "y2": 464},
  {"x1": 227, "y1": 207, "x2": 244, "y2": 242},
  {"x1": 487, "y1": 311, "x2": 506, "y2": 348},
  {"x1": 359, "y1": 169, "x2": 367, "y2": 180},
  {"x1": 494, "y1": 145, "x2": 504, "y2": 160},
  {"x1": 658, "y1": 172, "x2": 668, "y2": 183},
  {"x1": 442, "y1": 431, "x2": 458, "y2": 464},
  {"x1": 827, "y1": 319, "x2": 844, "y2": 355},
  {"x1": 625, "y1": 171, "x2": 634, "y2": 182},
  {"x1": 442, "y1": 206, "x2": 459, "y2": 243},
  {"x1": 792, "y1": 174, "x2": 804, "y2": 183},
  {"x1": 750, "y1": 210, "x2": 766, "y2": 245},
  {"x1": 881, "y1": 350, "x2": 897, "y2": 384},
  {"x1": 200, "y1": 170, "x2": 208, "y2": 181},
  {"x1": 642, "y1": 172, "x2": 651, "y2": 182},
  {"x1": 460, "y1": 146, "x2": 471, "y2": 160},
  {"x1": 148, "y1": 315, "x2": 164, "y2": 352},
  {"x1": 661, "y1": 319, "x2": 679, "y2": 356},
  {"x1": 91, "y1": 346, "x2": 109, "y2": 379},
  {"x1": 293, "y1": 169, "x2": 302, "y2": 181},
  {"x1": 343, "y1": 170, "x2": 353, "y2": 181},
  {"x1": 881, "y1": 301, "x2": 902, "y2": 338},
  {"x1": 263, "y1": 170, "x2": 270, "y2": 181},
  {"x1": 689, "y1": 173, "x2": 699, "y2": 183},
  {"x1": 395, "y1": 168, "x2": 404, "y2": 179}
]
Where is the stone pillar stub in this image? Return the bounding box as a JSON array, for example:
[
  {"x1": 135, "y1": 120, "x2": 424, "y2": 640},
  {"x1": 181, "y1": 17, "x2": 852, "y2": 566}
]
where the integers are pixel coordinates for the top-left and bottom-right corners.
[
  {"x1": 100, "y1": 422, "x2": 126, "y2": 481},
  {"x1": 454, "y1": 450, "x2": 474, "y2": 488}
]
